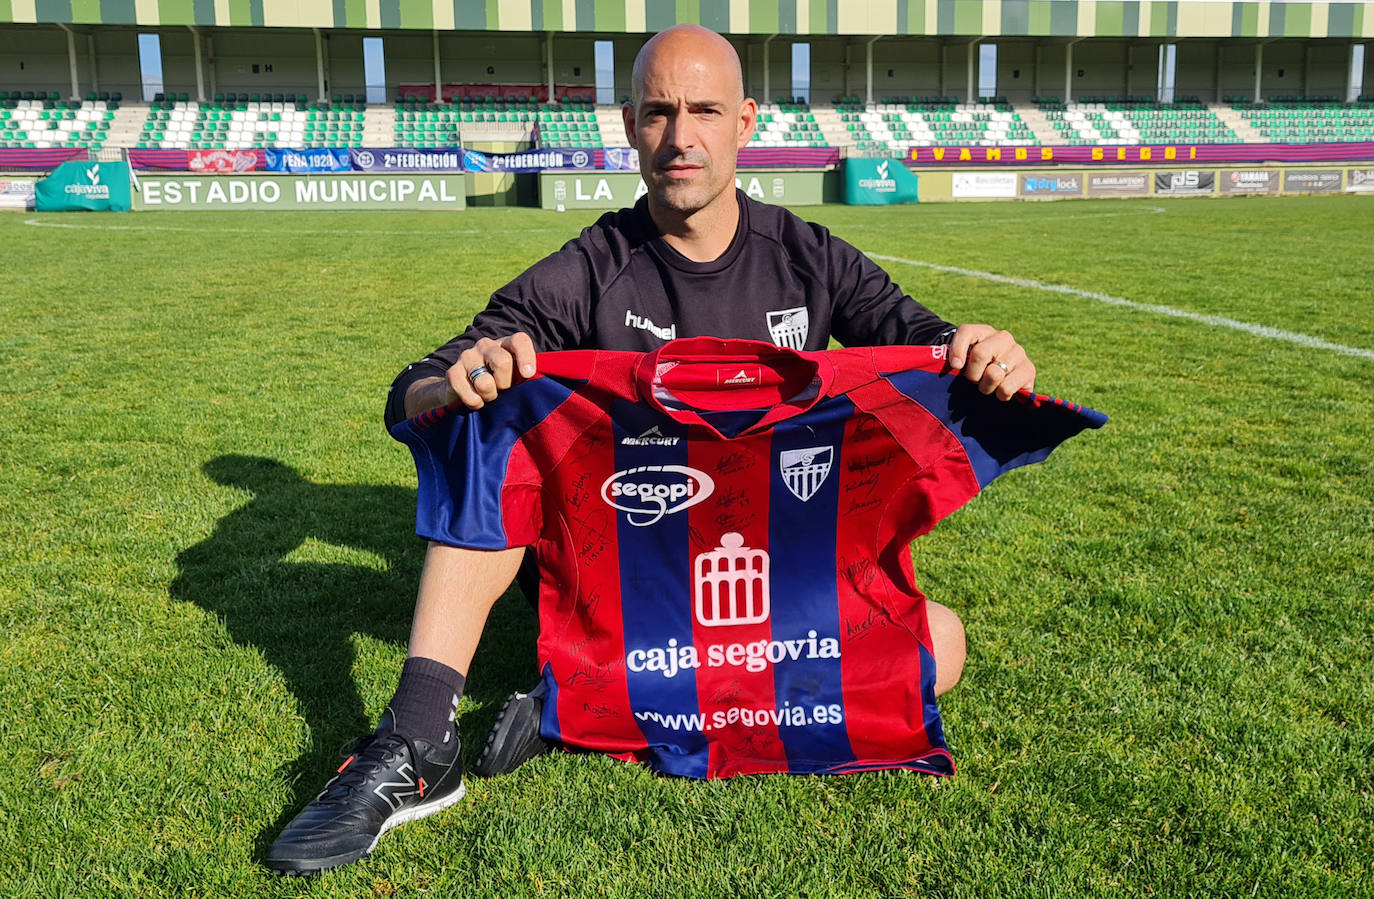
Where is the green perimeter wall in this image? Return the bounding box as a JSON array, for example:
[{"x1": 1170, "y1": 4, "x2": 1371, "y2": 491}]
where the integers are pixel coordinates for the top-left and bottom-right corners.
[
  {"x1": 101, "y1": 164, "x2": 1374, "y2": 212},
  {"x1": 539, "y1": 170, "x2": 827, "y2": 208},
  {"x1": 914, "y1": 165, "x2": 1373, "y2": 200}
]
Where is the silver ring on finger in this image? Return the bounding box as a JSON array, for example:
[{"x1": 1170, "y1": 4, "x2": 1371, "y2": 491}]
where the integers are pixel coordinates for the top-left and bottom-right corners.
[
  {"x1": 994, "y1": 361, "x2": 1010, "y2": 373},
  {"x1": 468, "y1": 365, "x2": 492, "y2": 381}
]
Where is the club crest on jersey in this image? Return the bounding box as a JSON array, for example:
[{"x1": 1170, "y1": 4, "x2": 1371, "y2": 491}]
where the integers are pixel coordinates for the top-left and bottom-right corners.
[
  {"x1": 766, "y1": 306, "x2": 809, "y2": 350},
  {"x1": 601, "y1": 465, "x2": 714, "y2": 526},
  {"x1": 779, "y1": 446, "x2": 834, "y2": 502},
  {"x1": 694, "y1": 532, "x2": 770, "y2": 627}
]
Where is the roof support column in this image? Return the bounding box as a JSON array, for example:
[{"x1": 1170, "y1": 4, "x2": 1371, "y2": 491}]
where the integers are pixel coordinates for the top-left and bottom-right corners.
[
  {"x1": 1065, "y1": 38, "x2": 1083, "y2": 104},
  {"x1": 57, "y1": 23, "x2": 79, "y2": 101},
  {"x1": 189, "y1": 26, "x2": 205, "y2": 102},
  {"x1": 865, "y1": 35, "x2": 881, "y2": 105},
  {"x1": 546, "y1": 32, "x2": 555, "y2": 103},
  {"x1": 1253, "y1": 41, "x2": 1267, "y2": 104},
  {"x1": 1302, "y1": 42, "x2": 1311, "y2": 98},
  {"x1": 763, "y1": 34, "x2": 777, "y2": 104},
  {"x1": 314, "y1": 28, "x2": 326, "y2": 103},
  {"x1": 87, "y1": 33, "x2": 99, "y2": 94},
  {"x1": 433, "y1": 29, "x2": 442, "y2": 102},
  {"x1": 967, "y1": 37, "x2": 981, "y2": 104},
  {"x1": 1350, "y1": 42, "x2": 1361, "y2": 102}
]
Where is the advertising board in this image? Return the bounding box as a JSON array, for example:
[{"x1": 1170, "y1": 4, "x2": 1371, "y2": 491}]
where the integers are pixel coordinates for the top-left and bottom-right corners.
[
  {"x1": 1282, "y1": 170, "x2": 1342, "y2": 193},
  {"x1": 952, "y1": 172, "x2": 1017, "y2": 198},
  {"x1": 1154, "y1": 171, "x2": 1215, "y2": 195},
  {"x1": 1346, "y1": 169, "x2": 1374, "y2": 192},
  {"x1": 1019, "y1": 173, "x2": 1083, "y2": 198},
  {"x1": 1087, "y1": 172, "x2": 1150, "y2": 196},
  {"x1": 1219, "y1": 170, "x2": 1279, "y2": 194},
  {"x1": 539, "y1": 171, "x2": 825, "y2": 209}
]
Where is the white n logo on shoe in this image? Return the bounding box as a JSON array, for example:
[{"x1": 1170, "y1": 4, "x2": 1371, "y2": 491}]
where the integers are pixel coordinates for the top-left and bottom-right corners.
[{"x1": 372, "y1": 763, "x2": 422, "y2": 811}]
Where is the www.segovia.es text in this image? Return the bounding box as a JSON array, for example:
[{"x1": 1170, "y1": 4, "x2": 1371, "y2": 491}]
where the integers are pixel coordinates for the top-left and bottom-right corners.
[{"x1": 634, "y1": 702, "x2": 845, "y2": 732}]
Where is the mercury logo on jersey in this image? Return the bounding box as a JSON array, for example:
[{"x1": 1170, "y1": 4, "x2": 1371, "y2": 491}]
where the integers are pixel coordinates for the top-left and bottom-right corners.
[
  {"x1": 601, "y1": 465, "x2": 714, "y2": 526},
  {"x1": 620, "y1": 425, "x2": 681, "y2": 446}
]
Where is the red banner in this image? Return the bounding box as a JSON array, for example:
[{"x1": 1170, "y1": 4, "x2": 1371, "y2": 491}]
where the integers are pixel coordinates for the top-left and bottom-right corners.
[{"x1": 188, "y1": 149, "x2": 259, "y2": 173}]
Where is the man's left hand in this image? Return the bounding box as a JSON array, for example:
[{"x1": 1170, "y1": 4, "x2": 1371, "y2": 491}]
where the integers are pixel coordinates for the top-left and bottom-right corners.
[{"x1": 947, "y1": 324, "x2": 1036, "y2": 401}]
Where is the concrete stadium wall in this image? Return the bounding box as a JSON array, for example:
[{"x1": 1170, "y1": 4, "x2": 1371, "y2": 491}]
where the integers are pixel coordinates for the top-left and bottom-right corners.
[
  {"x1": 1, "y1": 25, "x2": 85, "y2": 96},
  {"x1": 207, "y1": 30, "x2": 325, "y2": 98}
]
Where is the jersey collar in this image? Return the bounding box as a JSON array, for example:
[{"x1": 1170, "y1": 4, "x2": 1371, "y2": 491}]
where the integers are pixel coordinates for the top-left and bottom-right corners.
[{"x1": 632, "y1": 337, "x2": 836, "y2": 438}]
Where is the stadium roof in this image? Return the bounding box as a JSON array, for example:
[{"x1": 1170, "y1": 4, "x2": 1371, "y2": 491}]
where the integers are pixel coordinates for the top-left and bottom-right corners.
[{"x1": 1, "y1": 0, "x2": 1371, "y2": 39}]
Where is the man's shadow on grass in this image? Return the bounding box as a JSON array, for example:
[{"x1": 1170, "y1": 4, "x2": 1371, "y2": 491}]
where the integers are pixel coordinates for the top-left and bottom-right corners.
[{"x1": 169, "y1": 454, "x2": 538, "y2": 862}]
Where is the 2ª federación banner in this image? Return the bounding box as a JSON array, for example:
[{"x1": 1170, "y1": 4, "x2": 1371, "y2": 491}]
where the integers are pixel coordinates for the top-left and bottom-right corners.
[
  {"x1": 351, "y1": 148, "x2": 466, "y2": 173},
  {"x1": 34, "y1": 160, "x2": 132, "y2": 212},
  {"x1": 462, "y1": 147, "x2": 596, "y2": 173},
  {"x1": 265, "y1": 148, "x2": 351, "y2": 173},
  {"x1": 844, "y1": 158, "x2": 919, "y2": 205}
]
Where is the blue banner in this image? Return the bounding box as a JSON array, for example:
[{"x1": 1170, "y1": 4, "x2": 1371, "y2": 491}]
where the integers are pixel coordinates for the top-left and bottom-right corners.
[
  {"x1": 603, "y1": 147, "x2": 640, "y2": 171},
  {"x1": 264, "y1": 148, "x2": 351, "y2": 173},
  {"x1": 460, "y1": 148, "x2": 595, "y2": 173},
  {"x1": 351, "y1": 148, "x2": 466, "y2": 173}
]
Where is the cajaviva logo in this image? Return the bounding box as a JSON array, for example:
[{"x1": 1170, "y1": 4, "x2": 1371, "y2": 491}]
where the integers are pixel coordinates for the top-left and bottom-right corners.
[{"x1": 601, "y1": 465, "x2": 714, "y2": 526}]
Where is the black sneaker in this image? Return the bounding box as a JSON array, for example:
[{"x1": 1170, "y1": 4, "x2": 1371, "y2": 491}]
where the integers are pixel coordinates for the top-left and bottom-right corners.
[
  {"x1": 472, "y1": 680, "x2": 554, "y2": 777},
  {"x1": 266, "y1": 708, "x2": 465, "y2": 876}
]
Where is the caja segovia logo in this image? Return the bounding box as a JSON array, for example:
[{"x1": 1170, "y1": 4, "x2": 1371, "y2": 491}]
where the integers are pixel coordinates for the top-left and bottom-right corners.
[
  {"x1": 601, "y1": 465, "x2": 713, "y2": 526},
  {"x1": 624, "y1": 533, "x2": 842, "y2": 679}
]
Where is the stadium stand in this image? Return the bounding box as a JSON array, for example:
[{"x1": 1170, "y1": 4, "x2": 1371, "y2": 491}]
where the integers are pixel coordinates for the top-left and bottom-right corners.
[
  {"x1": 7, "y1": 84, "x2": 1374, "y2": 154},
  {"x1": 133, "y1": 94, "x2": 368, "y2": 149},
  {"x1": 1036, "y1": 97, "x2": 1239, "y2": 145},
  {"x1": 0, "y1": 92, "x2": 118, "y2": 149},
  {"x1": 1231, "y1": 97, "x2": 1374, "y2": 143},
  {"x1": 387, "y1": 96, "x2": 605, "y2": 148},
  {"x1": 834, "y1": 96, "x2": 1037, "y2": 154},
  {"x1": 748, "y1": 99, "x2": 828, "y2": 148}
]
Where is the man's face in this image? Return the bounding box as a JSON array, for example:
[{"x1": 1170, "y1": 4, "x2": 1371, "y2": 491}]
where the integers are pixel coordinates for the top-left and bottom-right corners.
[{"x1": 623, "y1": 46, "x2": 756, "y2": 219}]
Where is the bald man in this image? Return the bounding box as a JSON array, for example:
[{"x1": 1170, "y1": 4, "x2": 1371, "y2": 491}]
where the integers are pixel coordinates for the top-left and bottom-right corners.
[{"x1": 267, "y1": 24, "x2": 1035, "y2": 876}]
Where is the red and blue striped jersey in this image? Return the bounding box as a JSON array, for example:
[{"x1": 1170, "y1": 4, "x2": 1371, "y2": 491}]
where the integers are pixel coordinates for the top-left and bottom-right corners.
[{"x1": 392, "y1": 337, "x2": 1106, "y2": 779}]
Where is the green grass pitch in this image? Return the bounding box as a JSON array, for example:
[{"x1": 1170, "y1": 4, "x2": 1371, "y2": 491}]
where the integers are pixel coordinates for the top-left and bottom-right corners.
[{"x1": 1, "y1": 195, "x2": 1371, "y2": 897}]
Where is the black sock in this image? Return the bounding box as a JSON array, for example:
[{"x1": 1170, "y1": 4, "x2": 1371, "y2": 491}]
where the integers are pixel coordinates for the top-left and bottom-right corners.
[{"x1": 386, "y1": 657, "x2": 465, "y2": 750}]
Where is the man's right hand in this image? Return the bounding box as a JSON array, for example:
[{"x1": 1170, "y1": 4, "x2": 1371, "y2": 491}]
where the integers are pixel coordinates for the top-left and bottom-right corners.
[
  {"x1": 403, "y1": 333, "x2": 538, "y2": 418},
  {"x1": 449, "y1": 333, "x2": 538, "y2": 410}
]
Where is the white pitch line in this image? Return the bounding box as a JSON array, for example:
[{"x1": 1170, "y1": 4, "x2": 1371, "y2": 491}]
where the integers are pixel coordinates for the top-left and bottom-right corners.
[
  {"x1": 840, "y1": 205, "x2": 1169, "y2": 229},
  {"x1": 868, "y1": 252, "x2": 1374, "y2": 361}
]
